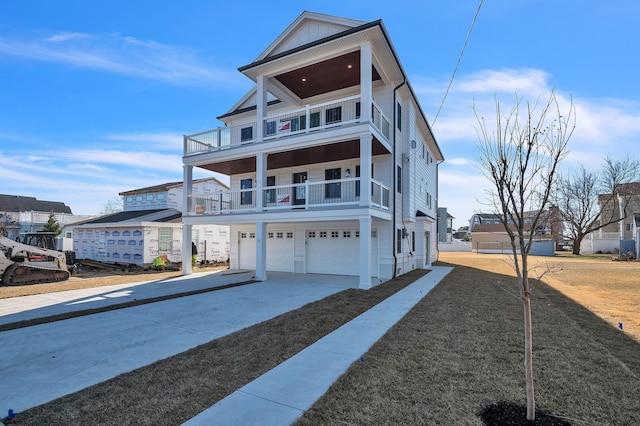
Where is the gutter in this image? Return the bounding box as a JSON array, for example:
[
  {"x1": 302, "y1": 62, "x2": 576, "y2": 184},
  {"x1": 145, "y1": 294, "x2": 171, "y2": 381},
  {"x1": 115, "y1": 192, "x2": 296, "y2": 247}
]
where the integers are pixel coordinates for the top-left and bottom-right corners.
[{"x1": 392, "y1": 79, "x2": 406, "y2": 278}]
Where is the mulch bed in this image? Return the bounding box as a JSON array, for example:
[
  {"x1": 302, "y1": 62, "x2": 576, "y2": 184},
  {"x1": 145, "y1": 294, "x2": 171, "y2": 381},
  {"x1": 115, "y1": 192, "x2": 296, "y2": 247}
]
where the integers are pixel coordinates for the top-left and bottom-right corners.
[{"x1": 480, "y1": 402, "x2": 572, "y2": 425}]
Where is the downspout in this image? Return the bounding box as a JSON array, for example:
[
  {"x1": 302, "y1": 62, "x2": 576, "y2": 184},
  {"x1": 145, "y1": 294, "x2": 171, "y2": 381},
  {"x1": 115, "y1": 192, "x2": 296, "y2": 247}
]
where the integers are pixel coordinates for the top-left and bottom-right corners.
[{"x1": 392, "y1": 78, "x2": 406, "y2": 278}]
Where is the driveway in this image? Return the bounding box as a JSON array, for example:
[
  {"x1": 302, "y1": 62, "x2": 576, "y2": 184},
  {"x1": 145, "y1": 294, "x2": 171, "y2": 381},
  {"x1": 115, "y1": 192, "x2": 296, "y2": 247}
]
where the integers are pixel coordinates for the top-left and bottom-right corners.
[{"x1": 0, "y1": 271, "x2": 357, "y2": 414}]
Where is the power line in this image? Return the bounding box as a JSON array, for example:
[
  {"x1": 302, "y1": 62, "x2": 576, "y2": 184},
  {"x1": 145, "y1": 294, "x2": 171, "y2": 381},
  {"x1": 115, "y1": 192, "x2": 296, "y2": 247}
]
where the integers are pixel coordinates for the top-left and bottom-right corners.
[{"x1": 432, "y1": 0, "x2": 483, "y2": 127}]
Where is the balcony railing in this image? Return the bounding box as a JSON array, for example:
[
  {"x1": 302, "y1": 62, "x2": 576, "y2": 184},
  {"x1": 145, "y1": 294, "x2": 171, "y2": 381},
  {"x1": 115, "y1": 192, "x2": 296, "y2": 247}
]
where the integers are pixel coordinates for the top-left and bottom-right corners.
[
  {"x1": 184, "y1": 95, "x2": 391, "y2": 156},
  {"x1": 188, "y1": 178, "x2": 390, "y2": 216}
]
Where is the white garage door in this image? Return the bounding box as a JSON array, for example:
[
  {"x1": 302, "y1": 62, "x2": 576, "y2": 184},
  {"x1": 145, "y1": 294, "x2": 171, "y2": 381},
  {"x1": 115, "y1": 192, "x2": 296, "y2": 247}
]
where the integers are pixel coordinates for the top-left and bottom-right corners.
[
  {"x1": 238, "y1": 231, "x2": 256, "y2": 270},
  {"x1": 238, "y1": 230, "x2": 295, "y2": 272},
  {"x1": 266, "y1": 231, "x2": 295, "y2": 272},
  {"x1": 306, "y1": 229, "x2": 378, "y2": 275}
]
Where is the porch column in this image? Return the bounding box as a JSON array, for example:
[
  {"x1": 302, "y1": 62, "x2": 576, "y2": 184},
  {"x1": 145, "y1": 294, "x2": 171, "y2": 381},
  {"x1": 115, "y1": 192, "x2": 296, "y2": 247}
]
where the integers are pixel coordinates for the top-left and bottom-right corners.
[
  {"x1": 256, "y1": 75, "x2": 266, "y2": 141},
  {"x1": 360, "y1": 42, "x2": 373, "y2": 123},
  {"x1": 359, "y1": 217, "x2": 372, "y2": 289},
  {"x1": 182, "y1": 165, "x2": 193, "y2": 275},
  {"x1": 360, "y1": 134, "x2": 372, "y2": 207},
  {"x1": 255, "y1": 221, "x2": 267, "y2": 281},
  {"x1": 256, "y1": 153, "x2": 267, "y2": 211}
]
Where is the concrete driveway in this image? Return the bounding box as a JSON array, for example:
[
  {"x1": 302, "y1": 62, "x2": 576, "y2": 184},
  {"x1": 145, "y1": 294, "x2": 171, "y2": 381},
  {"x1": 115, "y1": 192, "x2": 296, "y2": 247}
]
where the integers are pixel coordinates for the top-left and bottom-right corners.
[{"x1": 0, "y1": 271, "x2": 357, "y2": 414}]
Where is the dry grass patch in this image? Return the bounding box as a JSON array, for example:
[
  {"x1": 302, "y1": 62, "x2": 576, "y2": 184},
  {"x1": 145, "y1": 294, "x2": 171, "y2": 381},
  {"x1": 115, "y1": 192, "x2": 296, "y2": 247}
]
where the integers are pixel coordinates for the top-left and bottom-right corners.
[
  {"x1": 297, "y1": 260, "x2": 640, "y2": 425},
  {"x1": 4, "y1": 270, "x2": 427, "y2": 425},
  {"x1": 440, "y1": 252, "x2": 640, "y2": 341}
]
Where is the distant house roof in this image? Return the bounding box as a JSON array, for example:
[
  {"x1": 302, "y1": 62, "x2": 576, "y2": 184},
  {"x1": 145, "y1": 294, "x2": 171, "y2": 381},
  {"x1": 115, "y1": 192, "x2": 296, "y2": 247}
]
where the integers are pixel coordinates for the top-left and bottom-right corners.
[
  {"x1": 119, "y1": 177, "x2": 229, "y2": 196},
  {"x1": 473, "y1": 223, "x2": 535, "y2": 233},
  {"x1": 0, "y1": 194, "x2": 72, "y2": 214},
  {"x1": 78, "y1": 209, "x2": 182, "y2": 225}
]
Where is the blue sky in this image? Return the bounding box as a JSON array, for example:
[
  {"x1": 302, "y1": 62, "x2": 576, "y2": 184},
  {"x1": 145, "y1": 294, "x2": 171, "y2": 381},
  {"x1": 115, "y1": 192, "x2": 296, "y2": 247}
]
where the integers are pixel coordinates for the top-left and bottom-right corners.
[{"x1": 1, "y1": 1, "x2": 639, "y2": 229}]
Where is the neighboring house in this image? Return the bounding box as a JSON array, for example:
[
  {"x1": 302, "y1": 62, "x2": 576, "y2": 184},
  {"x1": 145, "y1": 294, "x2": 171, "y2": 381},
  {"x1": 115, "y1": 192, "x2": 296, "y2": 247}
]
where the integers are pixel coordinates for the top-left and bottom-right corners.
[
  {"x1": 470, "y1": 207, "x2": 563, "y2": 251},
  {"x1": 180, "y1": 11, "x2": 443, "y2": 288},
  {"x1": 69, "y1": 178, "x2": 230, "y2": 266},
  {"x1": 582, "y1": 182, "x2": 640, "y2": 254},
  {"x1": 437, "y1": 207, "x2": 453, "y2": 242},
  {"x1": 471, "y1": 223, "x2": 555, "y2": 256},
  {"x1": 0, "y1": 193, "x2": 93, "y2": 242}
]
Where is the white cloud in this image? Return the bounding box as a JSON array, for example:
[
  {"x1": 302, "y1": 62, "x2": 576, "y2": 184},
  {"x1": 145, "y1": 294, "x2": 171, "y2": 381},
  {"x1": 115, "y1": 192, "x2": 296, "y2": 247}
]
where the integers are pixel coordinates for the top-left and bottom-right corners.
[
  {"x1": 0, "y1": 32, "x2": 242, "y2": 87},
  {"x1": 446, "y1": 157, "x2": 472, "y2": 166}
]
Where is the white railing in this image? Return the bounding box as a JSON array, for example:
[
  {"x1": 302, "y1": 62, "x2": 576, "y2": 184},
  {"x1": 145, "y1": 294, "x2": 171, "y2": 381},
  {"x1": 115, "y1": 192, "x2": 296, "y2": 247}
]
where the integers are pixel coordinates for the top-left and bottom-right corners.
[
  {"x1": 188, "y1": 178, "x2": 390, "y2": 215},
  {"x1": 16, "y1": 211, "x2": 95, "y2": 226},
  {"x1": 184, "y1": 95, "x2": 391, "y2": 156}
]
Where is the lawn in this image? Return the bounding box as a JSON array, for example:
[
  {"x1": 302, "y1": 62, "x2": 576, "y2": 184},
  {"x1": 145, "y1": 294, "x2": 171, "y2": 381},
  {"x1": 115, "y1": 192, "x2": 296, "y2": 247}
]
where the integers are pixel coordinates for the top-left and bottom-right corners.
[{"x1": 4, "y1": 253, "x2": 639, "y2": 425}]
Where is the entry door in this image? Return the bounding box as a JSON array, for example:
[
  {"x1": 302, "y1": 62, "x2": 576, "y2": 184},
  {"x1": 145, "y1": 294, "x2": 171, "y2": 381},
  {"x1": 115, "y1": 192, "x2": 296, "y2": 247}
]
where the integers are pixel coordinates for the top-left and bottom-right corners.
[
  {"x1": 425, "y1": 231, "x2": 431, "y2": 266},
  {"x1": 292, "y1": 172, "x2": 307, "y2": 205}
]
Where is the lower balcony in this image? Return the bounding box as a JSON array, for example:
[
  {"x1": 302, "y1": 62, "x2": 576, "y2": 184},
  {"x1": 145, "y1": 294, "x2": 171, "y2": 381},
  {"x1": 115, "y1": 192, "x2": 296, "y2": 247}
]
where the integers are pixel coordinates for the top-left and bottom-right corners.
[{"x1": 188, "y1": 178, "x2": 390, "y2": 216}]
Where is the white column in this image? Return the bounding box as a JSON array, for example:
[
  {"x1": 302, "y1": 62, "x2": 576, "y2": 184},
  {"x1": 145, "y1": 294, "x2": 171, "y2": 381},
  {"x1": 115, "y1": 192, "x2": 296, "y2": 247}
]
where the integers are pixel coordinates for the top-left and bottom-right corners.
[
  {"x1": 255, "y1": 221, "x2": 267, "y2": 281},
  {"x1": 256, "y1": 153, "x2": 267, "y2": 211},
  {"x1": 256, "y1": 75, "x2": 266, "y2": 141},
  {"x1": 360, "y1": 42, "x2": 373, "y2": 123},
  {"x1": 359, "y1": 217, "x2": 372, "y2": 289},
  {"x1": 182, "y1": 165, "x2": 193, "y2": 275},
  {"x1": 360, "y1": 134, "x2": 372, "y2": 207}
]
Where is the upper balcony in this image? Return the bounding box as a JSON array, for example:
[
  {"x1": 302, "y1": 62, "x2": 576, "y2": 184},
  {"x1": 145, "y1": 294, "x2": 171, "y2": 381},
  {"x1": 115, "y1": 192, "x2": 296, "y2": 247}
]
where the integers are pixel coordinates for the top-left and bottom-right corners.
[{"x1": 184, "y1": 95, "x2": 390, "y2": 157}]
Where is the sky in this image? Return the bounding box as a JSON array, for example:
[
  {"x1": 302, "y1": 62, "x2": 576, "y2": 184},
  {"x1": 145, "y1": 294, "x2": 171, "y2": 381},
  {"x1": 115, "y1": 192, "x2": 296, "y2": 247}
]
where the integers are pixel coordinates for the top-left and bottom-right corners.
[{"x1": 1, "y1": 1, "x2": 639, "y2": 229}]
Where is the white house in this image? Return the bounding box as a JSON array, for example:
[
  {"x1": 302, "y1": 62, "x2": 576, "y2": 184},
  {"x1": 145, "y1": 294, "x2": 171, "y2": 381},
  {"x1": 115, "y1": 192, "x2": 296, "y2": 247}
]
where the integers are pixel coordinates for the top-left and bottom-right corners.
[
  {"x1": 71, "y1": 178, "x2": 230, "y2": 266},
  {"x1": 181, "y1": 11, "x2": 443, "y2": 288}
]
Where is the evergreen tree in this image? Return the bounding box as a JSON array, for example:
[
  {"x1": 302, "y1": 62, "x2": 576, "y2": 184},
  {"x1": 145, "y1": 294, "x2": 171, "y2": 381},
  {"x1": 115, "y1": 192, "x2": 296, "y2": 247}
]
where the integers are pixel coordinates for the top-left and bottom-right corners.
[{"x1": 43, "y1": 211, "x2": 62, "y2": 235}]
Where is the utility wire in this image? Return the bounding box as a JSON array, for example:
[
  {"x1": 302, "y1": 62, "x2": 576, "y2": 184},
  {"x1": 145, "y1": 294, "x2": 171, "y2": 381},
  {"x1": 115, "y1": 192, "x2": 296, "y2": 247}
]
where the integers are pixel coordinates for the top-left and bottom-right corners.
[{"x1": 432, "y1": 0, "x2": 483, "y2": 127}]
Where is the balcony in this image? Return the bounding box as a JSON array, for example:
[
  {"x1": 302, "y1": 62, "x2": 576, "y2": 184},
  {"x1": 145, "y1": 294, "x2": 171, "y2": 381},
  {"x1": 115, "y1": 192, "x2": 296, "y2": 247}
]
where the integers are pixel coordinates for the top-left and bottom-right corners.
[
  {"x1": 184, "y1": 95, "x2": 390, "y2": 156},
  {"x1": 188, "y1": 178, "x2": 390, "y2": 216}
]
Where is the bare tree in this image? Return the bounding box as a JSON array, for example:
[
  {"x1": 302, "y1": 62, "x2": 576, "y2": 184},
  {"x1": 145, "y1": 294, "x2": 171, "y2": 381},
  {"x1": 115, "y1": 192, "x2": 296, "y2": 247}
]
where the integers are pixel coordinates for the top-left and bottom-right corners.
[
  {"x1": 100, "y1": 197, "x2": 124, "y2": 215},
  {"x1": 557, "y1": 156, "x2": 640, "y2": 255},
  {"x1": 475, "y1": 91, "x2": 574, "y2": 420}
]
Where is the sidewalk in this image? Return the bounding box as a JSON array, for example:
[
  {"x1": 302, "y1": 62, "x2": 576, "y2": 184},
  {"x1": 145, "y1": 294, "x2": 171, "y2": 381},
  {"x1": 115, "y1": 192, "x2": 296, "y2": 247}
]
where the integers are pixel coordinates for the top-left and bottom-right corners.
[{"x1": 184, "y1": 266, "x2": 453, "y2": 425}]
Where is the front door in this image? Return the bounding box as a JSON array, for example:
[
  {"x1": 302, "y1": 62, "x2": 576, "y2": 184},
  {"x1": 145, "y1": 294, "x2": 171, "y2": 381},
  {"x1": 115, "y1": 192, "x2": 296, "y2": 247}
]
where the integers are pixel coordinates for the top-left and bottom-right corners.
[{"x1": 292, "y1": 172, "x2": 307, "y2": 205}]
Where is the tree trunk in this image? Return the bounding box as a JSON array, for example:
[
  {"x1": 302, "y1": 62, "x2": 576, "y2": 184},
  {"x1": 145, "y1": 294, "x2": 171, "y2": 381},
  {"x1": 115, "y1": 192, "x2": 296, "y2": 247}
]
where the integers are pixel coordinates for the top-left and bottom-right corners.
[
  {"x1": 572, "y1": 234, "x2": 584, "y2": 255},
  {"x1": 523, "y1": 291, "x2": 535, "y2": 421}
]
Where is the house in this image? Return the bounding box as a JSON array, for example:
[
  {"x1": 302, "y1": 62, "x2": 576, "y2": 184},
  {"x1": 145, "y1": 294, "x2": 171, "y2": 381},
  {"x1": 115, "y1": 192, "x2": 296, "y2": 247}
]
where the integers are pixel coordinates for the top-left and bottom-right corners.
[
  {"x1": 0, "y1": 193, "x2": 93, "y2": 242},
  {"x1": 470, "y1": 207, "x2": 563, "y2": 250},
  {"x1": 69, "y1": 178, "x2": 230, "y2": 266},
  {"x1": 582, "y1": 182, "x2": 640, "y2": 254},
  {"x1": 180, "y1": 11, "x2": 443, "y2": 288},
  {"x1": 471, "y1": 223, "x2": 555, "y2": 256},
  {"x1": 437, "y1": 207, "x2": 453, "y2": 242}
]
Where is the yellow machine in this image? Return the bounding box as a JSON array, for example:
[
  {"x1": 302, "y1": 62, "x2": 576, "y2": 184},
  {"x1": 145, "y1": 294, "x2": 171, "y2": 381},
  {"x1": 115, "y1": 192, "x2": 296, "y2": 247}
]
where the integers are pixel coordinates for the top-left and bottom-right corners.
[{"x1": 0, "y1": 235, "x2": 71, "y2": 285}]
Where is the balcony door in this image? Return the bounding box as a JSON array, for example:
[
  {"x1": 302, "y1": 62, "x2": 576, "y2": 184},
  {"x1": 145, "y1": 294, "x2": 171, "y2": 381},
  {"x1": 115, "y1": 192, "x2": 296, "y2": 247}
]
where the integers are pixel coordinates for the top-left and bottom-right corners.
[{"x1": 292, "y1": 172, "x2": 307, "y2": 205}]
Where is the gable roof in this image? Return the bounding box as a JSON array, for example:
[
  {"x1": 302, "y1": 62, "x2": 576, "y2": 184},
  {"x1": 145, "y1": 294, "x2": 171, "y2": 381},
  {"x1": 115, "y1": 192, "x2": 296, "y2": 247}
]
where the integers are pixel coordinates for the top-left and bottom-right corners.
[
  {"x1": 78, "y1": 209, "x2": 181, "y2": 225},
  {"x1": 0, "y1": 194, "x2": 72, "y2": 214},
  {"x1": 254, "y1": 11, "x2": 366, "y2": 62}
]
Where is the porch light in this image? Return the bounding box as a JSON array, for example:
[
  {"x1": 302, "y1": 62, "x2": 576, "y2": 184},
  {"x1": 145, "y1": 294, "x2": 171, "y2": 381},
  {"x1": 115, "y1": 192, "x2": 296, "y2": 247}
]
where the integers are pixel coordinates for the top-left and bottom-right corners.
[{"x1": 301, "y1": 77, "x2": 307, "y2": 82}]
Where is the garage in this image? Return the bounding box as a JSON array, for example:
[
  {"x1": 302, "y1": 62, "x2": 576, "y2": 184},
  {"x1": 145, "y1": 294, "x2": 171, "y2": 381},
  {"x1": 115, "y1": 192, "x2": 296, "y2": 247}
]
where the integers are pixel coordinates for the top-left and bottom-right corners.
[
  {"x1": 306, "y1": 228, "x2": 378, "y2": 275},
  {"x1": 238, "y1": 230, "x2": 295, "y2": 272}
]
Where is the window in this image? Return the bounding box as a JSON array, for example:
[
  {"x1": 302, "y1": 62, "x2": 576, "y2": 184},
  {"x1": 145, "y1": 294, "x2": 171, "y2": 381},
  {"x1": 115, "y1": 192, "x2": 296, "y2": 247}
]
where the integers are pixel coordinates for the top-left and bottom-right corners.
[
  {"x1": 136, "y1": 195, "x2": 143, "y2": 202},
  {"x1": 157, "y1": 193, "x2": 166, "y2": 200},
  {"x1": 240, "y1": 126, "x2": 253, "y2": 142},
  {"x1": 320, "y1": 231, "x2": 327, "y2": 238},
  {"x1": 355, "y1": 102, "x2": 361, "y2": 119},
  {"x1": 146, "y1": 194, "x2": 154, "y2": 201},
  {"x1": 355, "y1": 165, "x2": 361, "y2": 197},
  {"x1": 325, "y1": 168, "x2": 341, "y2": 198},
  {"x1": 626, "y1": 223, "x2": 632, "y2": 231},
  {"x1": 397, "y1": 229, "x2": 402, "y2": 254},
  {"x1": 277, "y1": 232, "x2": 283, "y2": 238},
  {"x1": 343, "y1": 231, "x2": 351, "y2": 238},
  {"x1": 308, "y1": 231, "x2": 316, "y2": 238},
  {"x1": 158, "y1": 228, "x2": 172, "y2": 253},
  {"x1": 331, "y1": 231, "x2": 339, "y2": 238},
  {"x1": 126, "y1": 196, "x2": 133, "y2": 202},
  {"x1": 249, "y1": 233, "x2": 255, "y2": 238},
  {"x1": 310, "y1": 112, "x2": 320, "y2": 128},
  {"x1": 65, "y1": 232, "x2": 72, "y2": 238},
  {"x1": 265, "y1": 176, "x2": 276, "y2": 204},
  {"x1": 291, "y1": 115, "x2": 306, "y2": 131},
  {"x1": 397, "y1": 165, "x2": 402, "y2": 193},
  {"x1": 268, "y1": 232, "x2": 274, "y2": 238},
  {"x1": 325, "y1": 106, "x2": 342, "y2": 124},
  {"x1": 266, "y1": 121, "x2": 277, "y2": 136},
  {"x1": 412, "y1": 231, "x2": 416, "y2": 252},
  {"x1": 287, "y1": 232, "x2": 293, "y2": 238},
  {"x1": 397, "y1": 102, "x2": 402, "y2": 131},
  {"x1": 241, "y1": 178, "x2": 253, "y2": 205}
]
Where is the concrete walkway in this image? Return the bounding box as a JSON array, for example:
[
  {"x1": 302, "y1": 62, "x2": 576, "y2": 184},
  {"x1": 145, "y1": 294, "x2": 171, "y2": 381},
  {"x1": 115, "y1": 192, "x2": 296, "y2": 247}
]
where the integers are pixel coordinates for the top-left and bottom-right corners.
[
  {"x1": 184, "y1": 266, "x2": 452, "y2": 425},
  {"x1": 0, "y1": 267, "x2": 452, "y2": 425}
]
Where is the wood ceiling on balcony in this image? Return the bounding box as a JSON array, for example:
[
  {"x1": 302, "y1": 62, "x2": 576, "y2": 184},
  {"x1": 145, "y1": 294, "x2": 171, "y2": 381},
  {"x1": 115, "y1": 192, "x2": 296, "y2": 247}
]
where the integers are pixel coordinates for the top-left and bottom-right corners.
[
  {"x1": 274, "y1": 51, "x2": 382, "y2": 99},
  {"x1": 199, "y1": 138, "x2": 388, "y2": 175}
]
